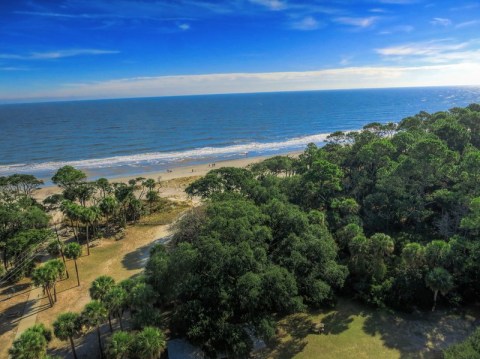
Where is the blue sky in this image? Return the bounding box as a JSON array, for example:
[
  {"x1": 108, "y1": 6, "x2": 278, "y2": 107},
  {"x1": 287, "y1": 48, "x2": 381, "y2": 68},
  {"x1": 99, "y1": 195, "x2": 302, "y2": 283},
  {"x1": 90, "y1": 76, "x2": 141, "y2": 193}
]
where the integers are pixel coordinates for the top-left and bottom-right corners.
[{"x1": 1, "y1": 0, "x2": 480, "y2": 102}]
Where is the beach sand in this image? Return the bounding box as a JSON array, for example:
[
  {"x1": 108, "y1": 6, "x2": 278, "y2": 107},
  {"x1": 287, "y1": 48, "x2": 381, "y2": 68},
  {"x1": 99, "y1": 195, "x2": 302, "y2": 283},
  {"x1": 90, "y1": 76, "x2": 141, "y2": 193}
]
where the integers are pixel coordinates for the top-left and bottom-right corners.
[{"x1": 35, "y1": 152, "x2": 301, "y2": 202}]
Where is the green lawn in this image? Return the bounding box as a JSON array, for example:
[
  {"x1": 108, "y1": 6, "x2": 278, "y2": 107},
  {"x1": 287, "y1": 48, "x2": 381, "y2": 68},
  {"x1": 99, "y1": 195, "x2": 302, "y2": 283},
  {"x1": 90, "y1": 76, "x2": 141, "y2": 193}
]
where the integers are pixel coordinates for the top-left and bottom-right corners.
[{"x1": 263, "y1": 299, "x2": 477, "y2": 359}]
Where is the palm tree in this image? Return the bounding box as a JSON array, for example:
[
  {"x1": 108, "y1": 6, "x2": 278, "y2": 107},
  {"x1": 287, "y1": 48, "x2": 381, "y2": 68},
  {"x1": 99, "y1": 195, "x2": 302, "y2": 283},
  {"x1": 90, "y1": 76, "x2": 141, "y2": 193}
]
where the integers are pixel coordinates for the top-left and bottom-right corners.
[
  {"x1": 146, "y1": 190, "x2": 160, "y2": 213},
  {"x1": 81, "y1": 301, "x2": 108, "y2": 358},
  {"x1": 64, "y1": 242, "x2": 82, "y2": 286},
  {"x1": 99, "y1": 196, "x2": 118, "y2": 224},
  {"x1": 32, "y1": 260, "x2": 64, "y2": 306},
  {"x1": 9, "y1": 324, "x2": 52, "y2": 359},
  {"x1": 32, "y1": 265, "x2": 55, "y2": 307},
  {"x1": 53, "y1": 312, "x2": 81, "y2": 359},
  {"x1": 425, "y1": 267, "x2": 454, "y2": 311},
  {"x1": 104, "y1": 285, "x2": 127, "y2": 331},
  {"x1": 47, "y1": 239, "x2": 69, "y2": 278},
  {"x1": 106, "y1": 331, "x2": 133, "y2": 359},
  {"x1": 79, "y1": 207, "x2": 97, "y2": 255},
  {"x1": 131, "y1": 327, "x2": 166, "y2": 359},
  {"x1": 46, "y1": 259, "x2": 66, "y2": 302},
  {"x1": 90, "y1": 275, "x2": 116, "y2": 331},
  {"x1": 90, "y1": 275, "x2": 116, "y2": 301},
  {"x1": 61, "y1": 200, "x2": 80, "y2": 242},
  {"x1": 96, "y1": 178, "x2": 112, "y2": 199}
]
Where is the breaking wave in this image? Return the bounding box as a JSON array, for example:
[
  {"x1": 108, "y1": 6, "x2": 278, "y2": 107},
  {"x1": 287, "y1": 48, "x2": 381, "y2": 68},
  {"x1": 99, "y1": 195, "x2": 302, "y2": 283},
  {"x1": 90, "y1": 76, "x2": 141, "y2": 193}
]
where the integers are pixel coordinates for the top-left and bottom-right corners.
[{"x1": 0, "y1": 132, "x2": 331, "y2": 175}]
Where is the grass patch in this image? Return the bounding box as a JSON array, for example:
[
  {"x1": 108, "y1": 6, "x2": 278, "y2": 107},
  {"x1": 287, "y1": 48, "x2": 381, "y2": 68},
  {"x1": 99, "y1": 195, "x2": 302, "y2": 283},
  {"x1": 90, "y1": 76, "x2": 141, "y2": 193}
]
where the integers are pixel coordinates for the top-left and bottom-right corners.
[
  {"x1": 36, "y1": 201, "x2": 190, "y2": 328},
  {"x1": 159, "y1": 175, "x2": 201, "y2": 189},
  {"x1": 262, "y1": 299, "x2": 476, "y2": 359},
  {"x1": 139, "y1": 200, "x2": 191, "y2": 226}
]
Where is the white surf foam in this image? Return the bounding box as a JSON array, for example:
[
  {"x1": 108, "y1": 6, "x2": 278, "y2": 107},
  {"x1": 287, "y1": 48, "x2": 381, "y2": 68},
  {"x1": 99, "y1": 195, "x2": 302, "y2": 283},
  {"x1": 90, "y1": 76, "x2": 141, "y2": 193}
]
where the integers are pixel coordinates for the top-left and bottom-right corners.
[{"x1": 0, "y1": 132, "x2": 331, "y2": 175}]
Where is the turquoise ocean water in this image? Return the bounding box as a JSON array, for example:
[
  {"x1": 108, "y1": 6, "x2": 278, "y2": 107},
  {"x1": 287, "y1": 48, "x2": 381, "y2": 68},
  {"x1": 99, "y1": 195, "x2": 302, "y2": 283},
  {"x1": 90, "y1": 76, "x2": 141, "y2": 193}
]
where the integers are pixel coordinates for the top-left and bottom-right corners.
[{"x1": 1, "y1": 86, "x2": 480, "y2": 183}]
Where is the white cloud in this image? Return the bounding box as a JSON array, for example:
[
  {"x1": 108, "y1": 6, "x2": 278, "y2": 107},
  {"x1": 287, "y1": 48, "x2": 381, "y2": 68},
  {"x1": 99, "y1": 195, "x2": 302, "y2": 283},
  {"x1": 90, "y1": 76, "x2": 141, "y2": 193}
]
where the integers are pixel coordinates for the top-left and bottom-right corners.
[
  {"x1": 378, "y1": 24, "x2": 414, "y2": 34},
  {"x1": 376, "y1": 39, "x2": 480, "y2": 64},
  {"x1": 334, "y1": 17, "x2": 378, "y2": 28},
  {"x1": 0, "y1": 49, "x2": 119, "y2": 60},
  {"x1": 290, "y1": 16, "x2": 320, "y2": 31},
  {"x1": 456, "y1": 20, "x2": 480, "y2": 28},
  {"x1": 248, "y1": 0, "x2": 286, "y2": 11},
  {"x1": 370, "y1": 8, "x2": 387, "y2": 13},
  {"x1": 430, "y1": 17, "x2": 452, "y2": 26},
  {"x1": 450, "y1": 3, "x2": 480, "y2": 11},
  {"x1": 178, "y1": 23, "x2": 190, "y2": 30},
  {"x1": 376, "y1": 40, "x2": 469, "y2": 56},
  {"x1": 4, "y1": 63, "x2": 480, "y2": 102}
]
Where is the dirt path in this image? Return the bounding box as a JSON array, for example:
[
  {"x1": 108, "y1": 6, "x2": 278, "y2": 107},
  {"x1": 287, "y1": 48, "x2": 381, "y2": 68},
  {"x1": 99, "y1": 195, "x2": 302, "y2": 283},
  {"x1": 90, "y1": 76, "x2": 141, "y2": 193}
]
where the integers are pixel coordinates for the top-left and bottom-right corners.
[
  {"x1": 13, "y1": 286, "x2": 46, "y2": 339},
  {"x1": 1, "y1": 177, "x2": 197, "y2": 357}
]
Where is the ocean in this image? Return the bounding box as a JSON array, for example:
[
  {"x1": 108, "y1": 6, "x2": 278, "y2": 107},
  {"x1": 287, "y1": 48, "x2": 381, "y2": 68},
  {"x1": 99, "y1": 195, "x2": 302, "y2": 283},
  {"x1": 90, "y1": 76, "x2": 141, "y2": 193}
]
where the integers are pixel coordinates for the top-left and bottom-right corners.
[{"x1": 1, "y1": 86, "x2": 480, "y2": 183}]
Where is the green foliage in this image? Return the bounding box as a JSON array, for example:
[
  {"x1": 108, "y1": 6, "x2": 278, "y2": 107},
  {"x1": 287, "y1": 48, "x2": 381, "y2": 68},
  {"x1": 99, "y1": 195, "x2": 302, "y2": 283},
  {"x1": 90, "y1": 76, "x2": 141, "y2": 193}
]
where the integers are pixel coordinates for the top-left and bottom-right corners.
[
  {"x1": 47, "y1": 239, "x2": 64, "y2": 257},
  {"x1": 90, "y1": 275, "x2": 115, "y2": 301},
  {"x1": 171, "y1": 207, "x2": 207, "y2": 244},
  {"x1": 130, "y1": 326, "x2": 166, "y2": 359},
  {"x1": 7, "y1": 103, "x2": 480, "y2": 357},
  {"x1": 461, "y1": 197, "x2": 480, "y2": 234},
  {"x1": 80, "y1": 300, "x2": 108, "y2": 330},
  {"x1": 146, "y1": 194, "x2": 346, "y2": 355},
  {"x1": 185, "y1": 167, "x2": 255, "y2": 198},
  {"x1": 64, "y1": 242, "x2": 82, "y2": 260},
  {"x1": 103, "y1": 285, "x2": 127, "y2": 318},
  {"x1": 249, "y1": 155, "x2": 295, "y2": 176},
  {"x1": 425, "y1": 267, "x2": 453, "y2": 296},
  {"x1": 444, "y1": 327, "x2": 480, "y2": 358},
  {"x1": 51, "y1": 166, "x2": 87, "y2": 188},
  {"x1": 9, "y1": 324, "x2": 52, "y2": 359},
  {"x1": 106, "y1": 331, "x2": 133, "y2": 359},
  {"x1": 53, "y1": 312, "x2": 81, "y2": 341}
]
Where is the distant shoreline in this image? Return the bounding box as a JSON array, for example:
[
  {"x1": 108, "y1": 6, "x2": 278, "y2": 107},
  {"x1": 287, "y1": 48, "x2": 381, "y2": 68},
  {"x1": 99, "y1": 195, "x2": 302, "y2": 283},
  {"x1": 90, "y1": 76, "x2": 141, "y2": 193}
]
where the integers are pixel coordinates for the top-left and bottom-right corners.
[{"x1": 35, "y1": 151, "x2": 302, "y2": 201}]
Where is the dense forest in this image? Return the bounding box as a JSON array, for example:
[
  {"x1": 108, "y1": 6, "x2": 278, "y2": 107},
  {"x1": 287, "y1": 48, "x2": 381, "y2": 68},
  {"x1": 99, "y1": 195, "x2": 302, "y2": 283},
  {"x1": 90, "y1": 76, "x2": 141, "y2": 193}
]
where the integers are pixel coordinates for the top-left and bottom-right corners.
[
  {"x1": 3, "y1": 103, "x2": 480, "y2": 358},
  {"x1": 145, "y1": 103, "x2": 480, "y2": 356}
]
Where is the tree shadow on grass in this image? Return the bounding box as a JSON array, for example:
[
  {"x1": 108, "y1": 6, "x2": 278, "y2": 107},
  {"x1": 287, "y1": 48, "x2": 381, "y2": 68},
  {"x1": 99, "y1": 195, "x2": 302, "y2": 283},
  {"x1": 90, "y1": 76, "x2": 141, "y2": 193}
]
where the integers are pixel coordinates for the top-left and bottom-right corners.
[
  {"x1": 0, "y1": 301, "x2": 25, "y2": 336},
  {"x1": 267, "y1": 313, "x2": 311, "y2": 359},
  {"x1": 48, "y1": 313, "x2": 132, "y2": 359},
  {"x1": 265, "y1": 299, "x2": 366, "y2": 359},
  {"x1": 0, "y1": 282, "x2": 32, "y2": 302},
  {"x1": 362, "y1": 308, "x2": 477, "y2": 358},
  {"x1": 121, "y1": 234, "x2": 171, "y2": 271},
  {"x1": 321, "y1": 309, "x2": 356, "y2": 335},
  {"x1": 121, "y1": 242, "x2": 155, "y2": 271}
]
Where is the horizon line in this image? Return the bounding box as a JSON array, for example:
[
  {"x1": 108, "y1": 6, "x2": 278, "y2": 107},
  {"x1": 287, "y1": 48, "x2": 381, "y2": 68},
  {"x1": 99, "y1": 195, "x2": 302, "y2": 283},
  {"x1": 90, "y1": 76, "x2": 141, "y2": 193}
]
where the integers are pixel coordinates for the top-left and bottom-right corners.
[{"x1": 2, "y1": 83, "x2": 480, "y2": 106}]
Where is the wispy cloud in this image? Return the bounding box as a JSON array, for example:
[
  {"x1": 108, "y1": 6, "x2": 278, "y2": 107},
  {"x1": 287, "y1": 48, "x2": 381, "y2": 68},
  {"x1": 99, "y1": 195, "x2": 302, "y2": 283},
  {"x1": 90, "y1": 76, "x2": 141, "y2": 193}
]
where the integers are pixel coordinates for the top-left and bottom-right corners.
[
  {"x1": 14, "y1": 11, "x2": 90, "y2": 18},
  {"x1": 376, "y1": 39, "x2": 480, "y2": 64},
  {"x1": 334, "y1": 16, "x2": 379, "y2": 28},
  {"x1": 455, "y1": 20, "x2": 480, "y2": 28},
  {"x1": 0, "y1": 66, "x2": 30, "y2": 71},
  {"x1": 379, "y1": 24, "x2": 414, "y2": 34},
  {"x1": 430, "y1": 17, "x2": 452, "y2": 26},
  {"x1": 377, "y1": 0, "x2": 418, "y2": 4},
  {"x1": 14, "y1": 10, "x2": 193, "y2": 22},
  {"x1": 370, "y1": 8, "x2": 387, "y2": 13},
  {"x1": 290, "y1": 16, "x2": 321, "y2": 31},
  {"x1": 248, "y1": 0, "x2": 287, "y2": 11},
  {"x1": 0, "y1": 49, "x2": 119, "y2": 60},
  {"x1": 377, "y1": 40, "x2": 469, "y2": 56},
  {"x1": 450, "y1": 3, "x2": 480, "y2": 11},
  {"x1": 7, "y1": 63, "x2": 480, "y2": 102},
  {"x1": 340, "y1": 56, "x2": 353, "y2": 65},
  {"x1": 178, "y1": 23, "x2": 190, "y2": 30}
]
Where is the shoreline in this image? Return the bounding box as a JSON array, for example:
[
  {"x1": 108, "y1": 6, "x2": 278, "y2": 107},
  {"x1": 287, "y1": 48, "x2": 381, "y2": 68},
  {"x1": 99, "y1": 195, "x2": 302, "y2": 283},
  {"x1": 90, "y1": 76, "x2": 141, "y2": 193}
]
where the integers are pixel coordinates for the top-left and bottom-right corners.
[{"x1": 35, "y1": 151, "x2": 302, "y2": 201}]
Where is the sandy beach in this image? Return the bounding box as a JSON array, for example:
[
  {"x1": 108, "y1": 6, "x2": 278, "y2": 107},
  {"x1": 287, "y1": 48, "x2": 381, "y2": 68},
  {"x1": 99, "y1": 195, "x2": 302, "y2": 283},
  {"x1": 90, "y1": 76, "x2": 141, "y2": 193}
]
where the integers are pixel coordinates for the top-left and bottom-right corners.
[{"x1": 35, "y1": 152, "x2": 301, "y2": 201}]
